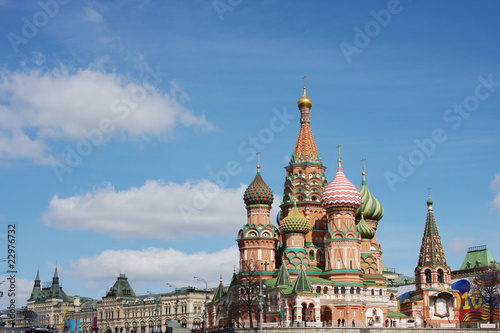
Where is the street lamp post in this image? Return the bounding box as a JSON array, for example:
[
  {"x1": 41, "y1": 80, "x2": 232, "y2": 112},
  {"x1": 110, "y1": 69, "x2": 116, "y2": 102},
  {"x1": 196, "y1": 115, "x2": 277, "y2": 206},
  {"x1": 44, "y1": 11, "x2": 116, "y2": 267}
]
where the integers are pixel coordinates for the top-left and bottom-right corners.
[
  {"x1": 194, "y1": 276, "x2": 208, "y2": 333},
  {"x1": 147, "y1": 291, "x2": 159, "y2": 333},
  {"x1": 165, "y1": 283, "x2": 179, "y2": 322}
]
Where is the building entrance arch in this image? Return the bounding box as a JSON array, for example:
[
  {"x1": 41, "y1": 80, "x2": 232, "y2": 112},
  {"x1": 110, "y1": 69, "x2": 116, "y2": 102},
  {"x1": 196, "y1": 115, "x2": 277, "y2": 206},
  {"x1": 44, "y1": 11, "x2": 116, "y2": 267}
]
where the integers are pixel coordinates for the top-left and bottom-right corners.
[{"x1": 321, "y1": 306, "x2": 332, "y2": 326}]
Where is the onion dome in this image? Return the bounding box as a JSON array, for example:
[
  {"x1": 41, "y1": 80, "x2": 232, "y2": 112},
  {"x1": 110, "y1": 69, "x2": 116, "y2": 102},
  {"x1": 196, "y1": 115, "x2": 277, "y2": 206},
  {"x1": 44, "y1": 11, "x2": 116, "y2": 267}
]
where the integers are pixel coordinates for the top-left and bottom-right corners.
[
  {"x1": 356, "y1": 214, "x2": 375, "y2": 240},
  {"x1": 356, "y1": 172, "x2": 384, "y2": 221},
  {"x1": 321, "y1": 160, "x2": 362, "y2": 209},
  {"x1": 243, "y1": 165, "x2": 274, "y2": 206},
  {"x1": 297, "y1": 86, "x2": 312, "y2": 108},
  {"x1": 280, "y1": 203, "x2": 310, "y2": 234}
]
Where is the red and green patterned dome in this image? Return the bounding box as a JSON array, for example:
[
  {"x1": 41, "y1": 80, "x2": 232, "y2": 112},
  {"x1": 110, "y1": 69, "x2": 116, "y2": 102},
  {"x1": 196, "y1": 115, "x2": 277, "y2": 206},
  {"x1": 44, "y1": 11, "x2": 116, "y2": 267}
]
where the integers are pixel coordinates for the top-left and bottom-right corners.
[
  {"x1": 321, "y1": 161, "x2": 362, "y2": 209},
  {"x1": 243, "y1": 167, "x2": 274, "y2": 206},
  {"x1": 280, "y1": 203, "x2": 310, "y2": 234}
]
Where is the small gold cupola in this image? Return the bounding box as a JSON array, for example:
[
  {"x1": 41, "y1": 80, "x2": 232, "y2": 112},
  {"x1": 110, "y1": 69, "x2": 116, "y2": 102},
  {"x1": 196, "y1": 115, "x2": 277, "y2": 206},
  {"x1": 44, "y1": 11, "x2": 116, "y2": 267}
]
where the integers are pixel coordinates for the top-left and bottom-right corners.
[{"x1": 297, "y1": 86, "x2": 313, "y2": 109}]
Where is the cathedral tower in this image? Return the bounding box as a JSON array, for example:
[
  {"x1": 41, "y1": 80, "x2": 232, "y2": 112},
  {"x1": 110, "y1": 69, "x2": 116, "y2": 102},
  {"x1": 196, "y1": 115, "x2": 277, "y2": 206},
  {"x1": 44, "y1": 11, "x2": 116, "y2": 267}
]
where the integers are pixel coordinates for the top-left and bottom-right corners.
[
  {"x1": 356, "y1": 166, "x2": 384, "y2": 274},
  {"x1": 279, "y1": 203, "x2": 311, "y2": 272},
  {"x1": 400, "y1": 197, "x2": 459, "y2": 327},
  {"x1": 321, "y1": 158, "x2": 363, "y2": 284},
  {"x1": 238, "y1": 162, "x2": 279, "y2": 276},
  {"x1": 280, "y1": 87, "x2": 328, "y2": 267},
  {"x1": 415, "y1": 197, "x2": 452, "y2": 289}
]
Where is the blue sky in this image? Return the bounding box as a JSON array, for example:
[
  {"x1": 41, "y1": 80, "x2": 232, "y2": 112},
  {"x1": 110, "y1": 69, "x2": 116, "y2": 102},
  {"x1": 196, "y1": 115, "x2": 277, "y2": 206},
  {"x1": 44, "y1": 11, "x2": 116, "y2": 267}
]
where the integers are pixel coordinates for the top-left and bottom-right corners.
[{"x1": 0, "y1": 0, "x2": 499, "y2": 306}]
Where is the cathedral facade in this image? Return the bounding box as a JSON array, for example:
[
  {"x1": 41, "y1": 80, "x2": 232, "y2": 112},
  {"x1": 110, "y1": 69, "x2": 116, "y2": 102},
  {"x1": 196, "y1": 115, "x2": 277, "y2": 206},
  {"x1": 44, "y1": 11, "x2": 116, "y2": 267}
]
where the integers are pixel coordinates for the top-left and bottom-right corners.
[{"x1": 209, "y1": 88, "x2": 460, "y2": 328}]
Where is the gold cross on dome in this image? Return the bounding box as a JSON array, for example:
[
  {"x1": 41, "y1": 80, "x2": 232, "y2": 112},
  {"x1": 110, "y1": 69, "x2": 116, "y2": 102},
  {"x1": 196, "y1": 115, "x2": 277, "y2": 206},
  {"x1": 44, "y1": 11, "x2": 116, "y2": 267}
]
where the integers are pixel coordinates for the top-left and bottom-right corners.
[
  {"x1": 361, "y1": 158, "x2": 366, "y2": 173},
  {"x1": 256, "y1": 151, "x2": 261, "y2": 172},
  {"x1": 336, "y1": 144, "x2": 342, "y2": 161}
]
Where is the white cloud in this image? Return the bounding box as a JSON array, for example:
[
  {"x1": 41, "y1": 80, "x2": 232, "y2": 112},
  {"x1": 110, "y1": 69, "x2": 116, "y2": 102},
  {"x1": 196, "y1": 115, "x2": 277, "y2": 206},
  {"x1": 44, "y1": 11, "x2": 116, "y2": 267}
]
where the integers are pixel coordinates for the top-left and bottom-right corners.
[
  {"x1": 0, "y1": 131, "x2": 53, "y2": 164},
  {"x1": 84, "y1": 6, "x2": 104, "y2": 24},
  {"x1": 64, "y1": 246, "x2": 238, "y2": 282},
  {"x1": 490, "y1": 173, "x2": 500, "y2": 213},
  {"x1": 59, "y1": 246, "x2": 239, "y2": 299},
  {"x1": 42, "y1": 179, "x2": 249, "y2": 239},
  {"x1": 0, "y1": 67, "x2": 213, "y2": 164},
  {"x1": 0, "y1": 277, "x2": 33, "y2": 309}
]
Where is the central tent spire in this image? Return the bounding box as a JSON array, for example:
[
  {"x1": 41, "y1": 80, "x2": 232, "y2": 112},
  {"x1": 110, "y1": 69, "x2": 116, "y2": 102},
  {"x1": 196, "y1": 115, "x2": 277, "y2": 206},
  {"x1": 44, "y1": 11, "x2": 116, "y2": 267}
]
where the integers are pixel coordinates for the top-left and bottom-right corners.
[{"x1": 290, "y1": 83, "x2": 321, "y2": 164}]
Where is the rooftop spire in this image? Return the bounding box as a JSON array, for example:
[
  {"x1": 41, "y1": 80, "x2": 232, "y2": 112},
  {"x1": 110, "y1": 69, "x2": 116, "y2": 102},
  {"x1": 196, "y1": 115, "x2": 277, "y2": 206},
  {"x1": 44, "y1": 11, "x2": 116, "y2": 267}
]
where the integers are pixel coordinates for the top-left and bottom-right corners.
[
  {"x1": 292, "y1": 266, "x2": 312, "y2": 293},
  {"x1": 256, "y1": 151, "x2": 261, "y2": 174},
  {"x1": 291, "y1": 85, "x2": 321, "y2": 164},
  {"x1": 275, "y1": 264, "x2": 292, "y2": 288},
  {"x1": 417, "y1": 196, "x2": 447, "y2": 267},
  {"x1": 336, "y1": 144, "x2": 342, "y2": 167}
]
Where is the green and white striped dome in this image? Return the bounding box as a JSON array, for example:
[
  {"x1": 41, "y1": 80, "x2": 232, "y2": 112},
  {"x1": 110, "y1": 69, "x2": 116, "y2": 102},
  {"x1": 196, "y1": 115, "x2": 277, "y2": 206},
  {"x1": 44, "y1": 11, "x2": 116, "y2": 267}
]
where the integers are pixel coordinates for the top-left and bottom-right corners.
[{"x1": 357, "y1": 172, "x2": 384, "y2": 221}]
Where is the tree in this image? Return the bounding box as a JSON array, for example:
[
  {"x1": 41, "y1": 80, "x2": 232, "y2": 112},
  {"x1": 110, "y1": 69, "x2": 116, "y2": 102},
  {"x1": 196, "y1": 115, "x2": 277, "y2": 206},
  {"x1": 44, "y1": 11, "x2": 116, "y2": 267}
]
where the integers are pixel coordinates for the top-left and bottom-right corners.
[
  {"x1": 471, "y1": 267, "x2": 500, "y2": 324},
  {"x1": 230, "y1": 261, "x2": 263, "y2": 328}
]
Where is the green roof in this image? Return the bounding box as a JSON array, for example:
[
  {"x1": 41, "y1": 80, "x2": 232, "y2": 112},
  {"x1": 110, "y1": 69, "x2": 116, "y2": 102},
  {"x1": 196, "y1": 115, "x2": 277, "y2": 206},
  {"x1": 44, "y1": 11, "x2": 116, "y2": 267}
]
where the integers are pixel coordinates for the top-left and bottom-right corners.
[
  {"x1": 274, "y1": 264, "x2": 292, "y2": 288},
  {"x1": 292, "y1": 268, "x2": 312, "y2": 294},
  {"x1": 388, "y1": 309, "x2": 410, "y2": 318},
  {"x1": 106, "y1": 274, "x2": 136, "y2": 298},
  {"x1": 459, "y1": 245, "x2": 496, "y2": 270},
  {"x1": 212, "y1": 279, "x2": 227, "y2": 303}
]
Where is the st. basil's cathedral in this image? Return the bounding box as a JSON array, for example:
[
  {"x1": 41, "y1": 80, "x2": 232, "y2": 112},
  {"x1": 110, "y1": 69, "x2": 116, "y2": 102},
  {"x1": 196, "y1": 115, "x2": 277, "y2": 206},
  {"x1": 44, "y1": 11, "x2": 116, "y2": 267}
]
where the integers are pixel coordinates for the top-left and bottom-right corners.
[{"x1": 208, "y1": 87, "x2": 460, "y2": 328}]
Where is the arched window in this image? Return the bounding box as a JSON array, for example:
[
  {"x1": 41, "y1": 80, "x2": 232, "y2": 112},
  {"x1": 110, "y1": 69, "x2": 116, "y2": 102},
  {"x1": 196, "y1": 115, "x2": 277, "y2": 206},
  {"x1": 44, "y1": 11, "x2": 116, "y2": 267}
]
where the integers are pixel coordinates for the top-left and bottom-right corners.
[
  {"x1": 350, "y1": 287, "x2": 354, "y2": 294},
  {"x1": 356, "y1": 287, "x2": 361, "y2": 294},
  {"x1": 437, "y1": 269, "x2": 444, "y2": 283},
  {"x1": 323, "y1": 286, "x2": 328, "y2": 294},
  {"x1": 341, "y1": 287, "x2": 346, "y2": 294},
  {"x1": 316, "y1": 286, "x2": 321, "y2": 293},
  {"x1": 425, "y1": 269, "x2": 432, "y2": 283},
  {"x1": 334, "y1": 287, "x2": 339, "y2": 294}
]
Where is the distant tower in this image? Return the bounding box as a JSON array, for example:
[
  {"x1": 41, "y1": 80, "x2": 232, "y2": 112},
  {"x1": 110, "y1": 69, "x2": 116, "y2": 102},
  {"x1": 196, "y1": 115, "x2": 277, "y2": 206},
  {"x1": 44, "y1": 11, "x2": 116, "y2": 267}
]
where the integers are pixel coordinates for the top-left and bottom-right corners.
[
  {"x1": 415, "y1": 197, "x2": 451, "y2": 289},
  {"x1": 28, "y1": 269, "x2": 42, "y2": 301},
  {"x1": 238, "y1": 159, "x2": 279, "y2": 276},
  {"x1": 401, "y1": 196, "x2": 459, "y2": 327}
]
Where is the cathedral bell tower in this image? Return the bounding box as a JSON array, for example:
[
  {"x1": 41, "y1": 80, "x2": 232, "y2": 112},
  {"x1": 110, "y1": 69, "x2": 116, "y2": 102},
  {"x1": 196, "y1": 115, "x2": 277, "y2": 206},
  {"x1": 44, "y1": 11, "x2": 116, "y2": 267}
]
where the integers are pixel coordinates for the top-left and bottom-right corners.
[
  {"x1": 400, "y1": 196, "x2": 459, "y2": 327},
  {"x1": 280, "y1": 86, "x2": 328, "y2": 268}
]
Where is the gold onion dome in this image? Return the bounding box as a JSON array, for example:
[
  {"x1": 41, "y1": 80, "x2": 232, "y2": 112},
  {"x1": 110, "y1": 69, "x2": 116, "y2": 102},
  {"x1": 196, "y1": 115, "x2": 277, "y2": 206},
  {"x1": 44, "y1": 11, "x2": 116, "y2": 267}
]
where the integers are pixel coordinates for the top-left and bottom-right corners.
[
  {"x1": 297, "y1": 86, "x2": 313, "y2": 108},
  {"x1": 243, "y1": 166, "x2": 274, "y2": 206},
  {"x1": 280, "y1": 203, "x2": 310, "y2": 234},
  {"x1": 356, "y1": 172, "x2": 384, "y2": 221},
  {"x1": 356, "y1": 214, "x2": 375, "y2": 240}
]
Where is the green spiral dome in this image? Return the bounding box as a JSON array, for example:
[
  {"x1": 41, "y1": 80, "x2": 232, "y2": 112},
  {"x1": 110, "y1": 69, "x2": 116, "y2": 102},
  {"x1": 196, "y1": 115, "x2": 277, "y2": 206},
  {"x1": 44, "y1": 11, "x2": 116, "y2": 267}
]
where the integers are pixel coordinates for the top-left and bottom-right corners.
[{"x1": 356, "y1": 214, "x2": 375, "y2": 240}]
